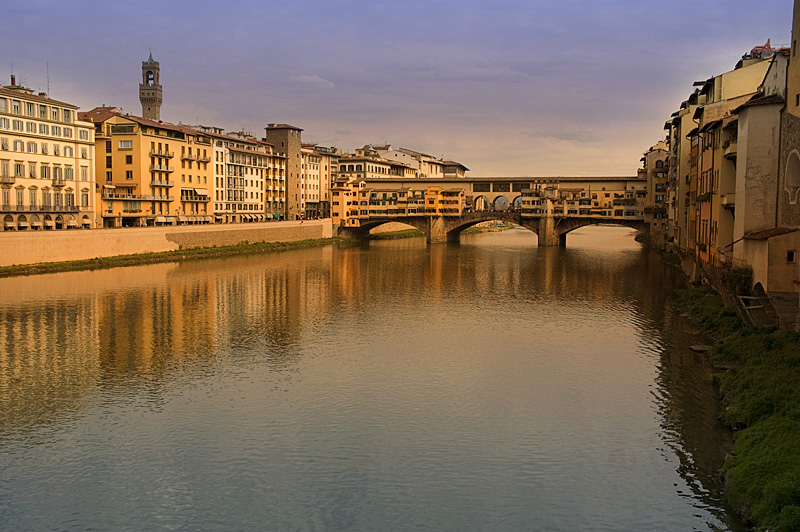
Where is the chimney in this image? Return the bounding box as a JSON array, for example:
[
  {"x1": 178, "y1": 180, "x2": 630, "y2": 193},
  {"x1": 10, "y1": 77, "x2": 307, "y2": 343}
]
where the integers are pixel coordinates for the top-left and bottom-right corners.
[{"x1": 10, "y1": 74, "x2": 15, "y2": 86}]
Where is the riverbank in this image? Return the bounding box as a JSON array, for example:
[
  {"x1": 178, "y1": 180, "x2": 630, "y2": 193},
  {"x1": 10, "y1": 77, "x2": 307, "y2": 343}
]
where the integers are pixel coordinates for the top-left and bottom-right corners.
[
  {"x1": 676, "y1": 286, "x2": 800, "y2": 531},
  {"x1": 368, "y1": 229, "x2": 424, "y2": 240},
  {"x1": 0, "y1": 237, "x2": 349, "y2": 278},
  {"x1": 461, "y1": 221, "x2": 515, "y2": 234}
]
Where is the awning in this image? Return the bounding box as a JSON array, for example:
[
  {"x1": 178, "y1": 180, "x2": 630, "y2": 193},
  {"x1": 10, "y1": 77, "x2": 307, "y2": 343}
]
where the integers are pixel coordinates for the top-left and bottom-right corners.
[
  {"x1": 214, "y1": 215, "x2": 224, "y2": 221},
  {"x1": 31, "y1": 221, "x2": 43, "y2": 227},
  {"x1": 4, "y1": 222, "x2": 16, "y2": 229},
  {"x1": 17, "y1": 221, "x2": 29, "y2": 228},
  {"x1": 155, "y1": 216, "x2": 167, "y2": 223},
  {"x1": 178, "y1": 215, "x2": 188, "y2": 222},
  {"x1": 44, "y1": 220, "x2": 55, "y2": 227},
  {"x1": 103, "y1": 185, "x2": 116, "y2": 189},
  {"x1": 165, "y1": 217, "x2": 177, "y2": 224},
  {"x1": 66, "y1": 220, "x2": 78, "y2": 227},
  {"x1": 195, "y1": 189, "x2": 209, "y2": 196},
  {"x1": 81, "y1": 220, "x2": 90, "y2": 225}
]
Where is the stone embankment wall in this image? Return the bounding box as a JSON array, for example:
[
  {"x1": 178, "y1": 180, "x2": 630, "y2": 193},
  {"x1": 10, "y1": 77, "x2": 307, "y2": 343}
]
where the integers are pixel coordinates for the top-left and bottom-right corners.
[{"x1": 0, "y1": 220, "x2": 333, "y2": 267}]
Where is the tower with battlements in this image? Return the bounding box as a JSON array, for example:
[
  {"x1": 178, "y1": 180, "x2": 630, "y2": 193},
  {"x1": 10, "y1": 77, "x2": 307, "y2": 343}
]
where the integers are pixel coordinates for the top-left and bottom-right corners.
[{"x1": 139, "y1": 53, "x2": 162, "y2": 121}]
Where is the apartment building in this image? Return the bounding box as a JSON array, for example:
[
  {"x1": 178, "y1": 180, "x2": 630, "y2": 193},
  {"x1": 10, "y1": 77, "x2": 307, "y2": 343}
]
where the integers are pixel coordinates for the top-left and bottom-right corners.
[
  {"x1": 80, "y1": 107, "x2": 213, "y2": 227},
  {"x1": 199, "y1": 127, "x2": 287, "y2": 223},
  {"x1": 0, "y1": 79, "x2": 96, "y2": 230}
]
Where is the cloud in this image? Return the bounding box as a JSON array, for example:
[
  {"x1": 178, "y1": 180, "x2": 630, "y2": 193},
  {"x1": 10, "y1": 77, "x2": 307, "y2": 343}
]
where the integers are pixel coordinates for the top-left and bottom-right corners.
[{"x1": 289, "y1": 74, "x2": 335, "y2": 89}]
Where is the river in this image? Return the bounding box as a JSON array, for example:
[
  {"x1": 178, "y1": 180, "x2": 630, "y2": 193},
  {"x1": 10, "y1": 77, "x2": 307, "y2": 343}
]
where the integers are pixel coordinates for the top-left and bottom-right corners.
[{"x1": 0, "y1": 226, "x2": 745, "y2": 531}]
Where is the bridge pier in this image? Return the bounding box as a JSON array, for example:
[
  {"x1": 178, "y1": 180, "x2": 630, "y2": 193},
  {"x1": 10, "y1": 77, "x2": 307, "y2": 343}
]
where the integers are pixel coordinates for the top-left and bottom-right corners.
[{"x1": 537, "y1": 216, "x2": 564, "y2": 247}]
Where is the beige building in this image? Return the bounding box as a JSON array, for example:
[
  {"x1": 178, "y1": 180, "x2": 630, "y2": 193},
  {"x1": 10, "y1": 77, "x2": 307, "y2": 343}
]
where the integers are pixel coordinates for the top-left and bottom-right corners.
[
  {"x1": 0, "y1": 79, "x2": 96, "y2": 230},
  {"x1": 198, "y1": 127, "x2": 287, "y2": 223},
  {"x1": 640, "y1": 141, "x2": 669, "y2": 246}
]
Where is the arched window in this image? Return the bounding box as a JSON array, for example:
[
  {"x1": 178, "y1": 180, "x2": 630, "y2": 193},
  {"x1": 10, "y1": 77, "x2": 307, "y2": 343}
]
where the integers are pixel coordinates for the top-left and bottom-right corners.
[
  {"x1": 785, "y1": 150, "x2": 800, "y2": 203},
  {"x1": 655, "y1": 160, "x2": 664, "y2": 169}
]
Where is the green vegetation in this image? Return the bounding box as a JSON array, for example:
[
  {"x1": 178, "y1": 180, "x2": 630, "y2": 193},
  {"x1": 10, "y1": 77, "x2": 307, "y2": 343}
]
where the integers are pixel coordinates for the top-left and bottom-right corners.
[
  {"x1": 662, "y1": 250, "x2": 682, "y2": 268},
  {"x1": 634, "y1": 232, "x2": 650, "y2": 244},
  {"x1": 461, "y1": 222, "x2": 514, "y2": 234},
  {"x1": 0, "y1": 237, "x2": 350, "y2": 278},
  {"x1": 676, "y1": 285, "x2": 800, "y2": 531},
  {"x1": 368, "y1": 229, "x2": 424, "y2": 240}
]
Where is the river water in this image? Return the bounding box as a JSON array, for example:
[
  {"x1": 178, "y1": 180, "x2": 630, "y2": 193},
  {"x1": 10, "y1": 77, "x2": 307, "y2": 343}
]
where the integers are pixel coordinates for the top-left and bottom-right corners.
[{"x1": 0, "y1": 226, "x2": 745, "y2": 531}]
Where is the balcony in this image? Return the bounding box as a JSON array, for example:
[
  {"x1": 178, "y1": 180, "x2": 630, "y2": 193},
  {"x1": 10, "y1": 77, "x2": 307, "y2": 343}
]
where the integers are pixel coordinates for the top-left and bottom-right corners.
[
  {"x1": 151, "y1": 179, "x2": 174, "y2": 187},
  {"x1": 720, "y1": 193, "x2": 735, "y2": 211},
  {"x1": 149, "y1": 150, "x2": 174, "y2": 158},
  {"x1": 102, "y1": 192, "x2": 148, "y2": 200},
  {"x1": 723, "y1": 140, "x2": 737, "y2": 160},
  {"x1": 52, "y1": 177, "x2": 65, "y2": 187},
  {"x1": 1, "y1": 176, "x2": 15, "y2": 185},
  {"x1": 144, "y1": 195, "x2": 174, "y2": 202},
  {"x1": 149, "y1": 164, "x2": 174, "y2": 173}
]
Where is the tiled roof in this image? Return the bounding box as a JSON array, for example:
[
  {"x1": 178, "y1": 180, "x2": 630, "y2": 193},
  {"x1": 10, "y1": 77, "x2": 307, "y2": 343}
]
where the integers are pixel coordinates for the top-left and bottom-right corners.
[{"x1": 743, "y1": 227, "x2": 800, "y2": 240}]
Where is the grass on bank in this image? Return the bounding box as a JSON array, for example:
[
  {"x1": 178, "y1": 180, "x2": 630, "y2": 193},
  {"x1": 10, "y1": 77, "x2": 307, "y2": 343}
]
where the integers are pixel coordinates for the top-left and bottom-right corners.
[
  {"x1": 0, "y1": 237, "x2": 351, "y2": 278},
  {"x1": 368, "y1": 229, "x2": 424, "y2": 240},
  {"x1": 676, "y1": 285, "x2": 800, "y2": 531}
]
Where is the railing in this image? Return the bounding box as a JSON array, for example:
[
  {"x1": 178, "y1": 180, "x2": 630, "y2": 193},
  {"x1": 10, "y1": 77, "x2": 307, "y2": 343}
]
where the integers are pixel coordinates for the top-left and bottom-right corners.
[
  {"x1": 0, "y1": 176, "x2": 15, "y2": 185},
  {"x1": 151, "y1": 179, "x2": 175, "y2": 187},
  {"x1": 102, "y1": 193, "x2": 147, "y2": 200},
  {"x1": 149, "y1": 164, "x2": 174, "y2": 173},
  {"x1": 52, "y1": 177, "x2": 65, "y2": 187},
  {"x1": 149, "y1": 150, "x2": 174, "y2": 158}
]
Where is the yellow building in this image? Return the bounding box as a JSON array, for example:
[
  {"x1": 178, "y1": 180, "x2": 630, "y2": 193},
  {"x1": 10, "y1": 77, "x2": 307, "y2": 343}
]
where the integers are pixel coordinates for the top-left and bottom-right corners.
[
  {"x1": 0, "y1": 79, "x2": 96, "y2": 230},
  {"x1": 80, "y1": 107, "x2": 214, "y2": 227}
]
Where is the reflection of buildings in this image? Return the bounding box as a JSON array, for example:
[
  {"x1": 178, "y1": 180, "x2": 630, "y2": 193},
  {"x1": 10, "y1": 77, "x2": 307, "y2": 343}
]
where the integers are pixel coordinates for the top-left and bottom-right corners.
[{"x1": 0, "y1": 274, "x2": 102, "y2": 428}]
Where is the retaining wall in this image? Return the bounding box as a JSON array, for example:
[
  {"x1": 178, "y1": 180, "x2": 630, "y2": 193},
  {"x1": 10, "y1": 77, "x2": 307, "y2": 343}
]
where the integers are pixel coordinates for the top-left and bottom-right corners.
[{"x1": 0, "y1": 220, "x2": 333, "y2": 267}]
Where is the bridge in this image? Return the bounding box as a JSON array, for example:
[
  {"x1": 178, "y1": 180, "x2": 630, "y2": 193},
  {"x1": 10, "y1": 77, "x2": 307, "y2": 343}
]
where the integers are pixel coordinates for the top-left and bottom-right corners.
[{"x1": 339, "y1": 211, "x2": 646, "y2": 246}]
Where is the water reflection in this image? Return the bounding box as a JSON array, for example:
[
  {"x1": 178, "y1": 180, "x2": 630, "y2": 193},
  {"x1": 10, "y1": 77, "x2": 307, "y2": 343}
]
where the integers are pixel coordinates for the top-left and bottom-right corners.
[{"x1": 0, "y1": 226, "x2": 742, "y2": 530}]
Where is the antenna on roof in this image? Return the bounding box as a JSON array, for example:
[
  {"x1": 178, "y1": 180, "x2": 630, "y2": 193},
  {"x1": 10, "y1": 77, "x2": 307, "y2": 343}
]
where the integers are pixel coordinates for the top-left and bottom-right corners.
[{"x1": 46, "y1": 53, "x2": 50, "y2": 95}]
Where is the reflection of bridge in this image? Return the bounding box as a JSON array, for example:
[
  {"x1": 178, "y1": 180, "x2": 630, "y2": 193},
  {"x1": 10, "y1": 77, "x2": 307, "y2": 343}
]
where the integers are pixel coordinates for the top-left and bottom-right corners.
[{"x1": 340, "y1": 211, "x2": 646, "y2": 246}]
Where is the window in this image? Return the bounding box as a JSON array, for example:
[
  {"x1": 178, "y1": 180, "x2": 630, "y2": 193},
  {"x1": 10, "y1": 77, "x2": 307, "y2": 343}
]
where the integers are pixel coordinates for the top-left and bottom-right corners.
[
  {"x1": 65, "y1": 167, "x2": 74, "y2": 180},
  {"x1": 81, "y1": 192, "x2": 89, "y2": 207},
  {"x1": 63, "y1": 127, "x2": 72, "y2": 138},
  {"x1": 106, "y1": 156, "x2": 112, "y2": 168},
  {"x1": 0, "y1": 160, "x2": 7, "y2": 177},
  {"x1": 53, "y1": 145, "x2": 60, "y2": 156},
  {"x1": 64, "y1": 146, "x2": 73, "y2": 157},
  {"x1": 125, "y1": 155, "x2": 132, "y2": 164},
  {"x1": 26, "y1": 121, "x2": 36, "y2": 133},
  {"x1": 0, "y1": 117, "x2": 8, "y2": 129},
  {"x1": 12, "y1": 100, "x2": 20, "y2": 114},
  {"x1": 125, "y1": 170, "x2": 133, "y2": 180},
  {"x1": 51, "y1": 108, "x2": 59, "y2": 121},
  {"x1": 81, "y1": 148, "x2": 87, "y2": 159},
  {"x1": 79, "y1": 129, "x2": 89, "y2": 140},
  {"x1": 789, "y1": 250, "x2": 797, "y2": 264},
  {"x1": 29, "y1": 163, "x2": 36, "y2": 178},
  {"x1": 51, "y1": 125, "x2": 61, "y2": 136},
  {"x1": 14, "y1": 162, "x2": 24, "y2": 177},
  {"x1": 41, "y1": 165, "x2": 51, "y2": 179},
  {"x1": 105, "y1": 171, "x2": 112, "y2": 183},
  {"x1": 12, "y1": 120, "x2": 23, "y2": 131},
  {"x1": 13, "y1": 140, "x2": 23, "y2": 151},
  {"x1": 39, "y1": 123, "x2": 49, "y2": 135},
  {"x1": 119, "y1": 140, "x2": 133, "y2": 150},
  {"x1": 26, "y1": 102, "x2": 35, "y2": 116},
  {"x1": 80, "y1": 167, "x2": 88, "y2": 181},
  {"x1": 63, "y1": 110, "x2": 71, "y2": 123},
  {"x1": 41, "y1": 143, "x2": 48, "y2": 155},
  {"x1": 39, "y1": 105, "x2": 47, "y2": 119},
  {"x1": 0, "y1": 138, "x2": 6, "y2": 151},
  {"x1": 27, "y1": 142, "x2": 37, "y2": 154},
  {"x1": 29, "y1": 189, "x2": 37, "y2": 207},
  {"x1": 105, "y1": 140, "x2": 112, "y2": 153},
  {"x1": 0, "y1": 98, "x2": 6, "y2": 112}
]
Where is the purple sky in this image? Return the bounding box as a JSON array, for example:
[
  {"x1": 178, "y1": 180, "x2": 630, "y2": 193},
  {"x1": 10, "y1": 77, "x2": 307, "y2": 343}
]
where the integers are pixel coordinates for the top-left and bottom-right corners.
[{"x1": 3, "y1": 0, "x2": 793, "y2": 176}]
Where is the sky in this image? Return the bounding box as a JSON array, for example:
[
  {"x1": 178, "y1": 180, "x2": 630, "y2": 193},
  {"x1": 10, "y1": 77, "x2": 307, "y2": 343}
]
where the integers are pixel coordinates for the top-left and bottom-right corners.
[{"x1": 3, "y1": 0, "x2": 793, "y2": 176}]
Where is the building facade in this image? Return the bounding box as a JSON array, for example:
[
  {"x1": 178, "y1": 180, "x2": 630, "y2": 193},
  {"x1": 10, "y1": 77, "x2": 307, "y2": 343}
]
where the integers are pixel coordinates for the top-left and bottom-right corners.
[{"x1": 1, "y1": 79, "x2": 96, "y2": 230}]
